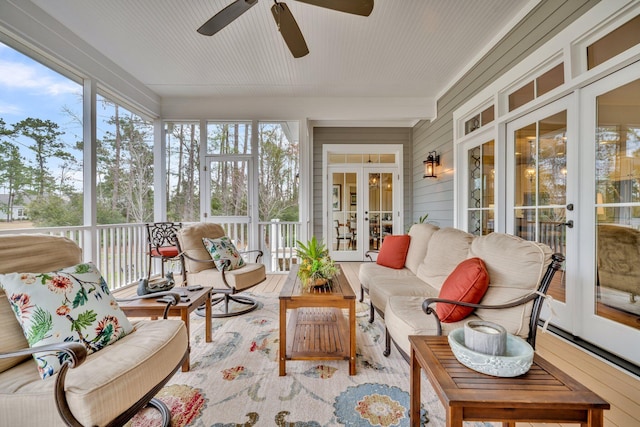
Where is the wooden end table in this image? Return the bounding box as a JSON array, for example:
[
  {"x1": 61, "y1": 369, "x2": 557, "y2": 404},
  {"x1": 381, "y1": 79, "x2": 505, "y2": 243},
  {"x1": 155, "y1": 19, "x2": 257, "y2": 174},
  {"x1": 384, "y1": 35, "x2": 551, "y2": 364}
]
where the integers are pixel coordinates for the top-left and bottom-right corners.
[
  {"x1": 119, "y1": 286, "x2": 212, "y2": 372},
  {"x1": 409, "y1": 335, "x2": 610, "y2": 427},
  {"x1": 279, "y1": 264, "x2": 356, "y2": 376}
]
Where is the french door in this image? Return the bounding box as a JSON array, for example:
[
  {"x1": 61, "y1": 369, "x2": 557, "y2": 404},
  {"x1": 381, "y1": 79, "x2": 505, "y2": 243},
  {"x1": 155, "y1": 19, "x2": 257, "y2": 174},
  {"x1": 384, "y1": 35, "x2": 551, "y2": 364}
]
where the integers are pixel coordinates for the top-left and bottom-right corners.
[
  {"x1": 578, "y1": 61, "x2": 640, "y2": 365},
  {"x1": 326, "y1": 147, "x2": 402, "y2": 262},
  {"x1": 506, "y1": 96, "x2": 576, "y2": 331}
]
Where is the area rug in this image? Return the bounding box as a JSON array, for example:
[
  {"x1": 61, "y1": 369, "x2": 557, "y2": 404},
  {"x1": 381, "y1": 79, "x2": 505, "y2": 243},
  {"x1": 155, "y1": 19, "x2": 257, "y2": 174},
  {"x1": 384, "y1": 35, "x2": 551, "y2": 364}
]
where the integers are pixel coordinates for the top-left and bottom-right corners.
[{"x1": 125, "y1": 293, "x2": 495, "y2": 427}]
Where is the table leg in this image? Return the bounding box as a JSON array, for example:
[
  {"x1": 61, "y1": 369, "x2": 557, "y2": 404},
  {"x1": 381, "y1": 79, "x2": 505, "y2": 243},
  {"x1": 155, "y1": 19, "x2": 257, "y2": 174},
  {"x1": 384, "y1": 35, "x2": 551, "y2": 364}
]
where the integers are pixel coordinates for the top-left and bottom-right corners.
[
  {"x1": 279, "y1": 300, "x2": 286, "y2": 376},
  {"x1": 410, "y1": 348, "x2": 421, "y2": 427},
  {"x1": 446, "y1": 407, "x2": 463, "y2": 427},
  {"x1": 587, "y1": 409, "x2": 604, "y2": 427},
  {"x1": 205, "y1": 290, "x2": 212, "y2": 343},
  {"x1": 180, "y1": 307, "x2": 190, "y2": 372},
  {"x1": 349, "y1": 300, "x2": 356, "y2": 375}
]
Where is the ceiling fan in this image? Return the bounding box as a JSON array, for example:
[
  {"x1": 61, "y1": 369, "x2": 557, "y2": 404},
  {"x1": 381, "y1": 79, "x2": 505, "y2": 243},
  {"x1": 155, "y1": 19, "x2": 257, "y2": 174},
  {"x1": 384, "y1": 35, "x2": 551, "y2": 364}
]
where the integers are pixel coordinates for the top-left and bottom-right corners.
[{"x1": 197, "y1": 0, "x2": 374, "y2": 58}]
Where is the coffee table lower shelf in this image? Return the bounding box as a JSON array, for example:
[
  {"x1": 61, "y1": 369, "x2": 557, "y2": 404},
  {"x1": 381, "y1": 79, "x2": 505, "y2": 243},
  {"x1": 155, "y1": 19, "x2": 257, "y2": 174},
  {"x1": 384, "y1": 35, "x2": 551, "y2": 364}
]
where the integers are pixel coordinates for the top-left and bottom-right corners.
[{"x1": 285, "y1": 308, "x2": 350, "y2": 361}]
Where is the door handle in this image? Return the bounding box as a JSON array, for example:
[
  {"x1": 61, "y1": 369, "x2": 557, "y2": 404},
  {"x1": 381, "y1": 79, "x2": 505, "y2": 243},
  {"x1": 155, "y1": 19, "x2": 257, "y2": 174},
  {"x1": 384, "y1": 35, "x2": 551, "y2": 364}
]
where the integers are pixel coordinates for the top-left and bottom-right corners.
[{"x1": 556, "y1": 220, "x2": 574, "y2": 228}]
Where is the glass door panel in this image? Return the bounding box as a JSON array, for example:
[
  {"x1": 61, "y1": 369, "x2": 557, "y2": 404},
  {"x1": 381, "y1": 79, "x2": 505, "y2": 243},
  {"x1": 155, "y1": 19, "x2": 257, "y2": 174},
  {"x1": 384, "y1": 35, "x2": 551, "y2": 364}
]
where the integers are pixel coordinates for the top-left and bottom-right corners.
[
  {"x1": 367, "y1": 171, "x2": 394, "y2": 250},
  {"x1": 330, "y1": 172, "x2": 358, "y2": 254},
  {"x1": 594, "y1": 79, "x2": 640, "y2": 331},
  {"x1": 467, "y1": 140, "x2": 495, "y2": 235},
  {"x1": 206, "y1": 158, "x2": 251, "y2": 250},
  {"x1": 512, "y1": 111, "x2": 568, "y2": 305}
]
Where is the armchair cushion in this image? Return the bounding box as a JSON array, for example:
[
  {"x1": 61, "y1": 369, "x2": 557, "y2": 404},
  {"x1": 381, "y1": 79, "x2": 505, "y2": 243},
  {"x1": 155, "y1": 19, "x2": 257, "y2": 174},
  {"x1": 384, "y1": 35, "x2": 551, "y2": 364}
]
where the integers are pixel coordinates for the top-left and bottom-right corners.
[
  {"x1": 376, "y1": 235, "x2": 411, "y2": 269},
  {"x1": 0, "y1": 262, "x2": 133, "y2": 379},
  {"x1": 203, "y1": 236, "x2": 245, "y2": 271},
  {"x1": 435, "y1": 257, "x2": 489, "y2": 323}
]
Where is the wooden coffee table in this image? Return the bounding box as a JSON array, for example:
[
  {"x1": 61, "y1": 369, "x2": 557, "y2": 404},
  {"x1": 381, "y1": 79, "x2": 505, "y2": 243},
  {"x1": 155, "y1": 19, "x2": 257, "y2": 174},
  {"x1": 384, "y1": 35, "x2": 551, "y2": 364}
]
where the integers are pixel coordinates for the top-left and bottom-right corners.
[
  {"x1": 118, "y1": 286, "x2": 212, "y2": 372},
  {"x1": 279, "y1": 264, "x2": 356, "y2": 376},
  {"x1": 409, "y1": 335, "x2": 610, "y2": 427}
]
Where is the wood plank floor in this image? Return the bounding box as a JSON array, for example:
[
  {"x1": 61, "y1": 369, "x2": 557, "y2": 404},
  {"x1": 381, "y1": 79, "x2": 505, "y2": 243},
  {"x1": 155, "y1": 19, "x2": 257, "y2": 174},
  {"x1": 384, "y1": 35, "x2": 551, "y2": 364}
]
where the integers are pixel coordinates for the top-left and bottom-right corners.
[{"x1": 120, "y1": 263, "x2": 640, "y2": 427}]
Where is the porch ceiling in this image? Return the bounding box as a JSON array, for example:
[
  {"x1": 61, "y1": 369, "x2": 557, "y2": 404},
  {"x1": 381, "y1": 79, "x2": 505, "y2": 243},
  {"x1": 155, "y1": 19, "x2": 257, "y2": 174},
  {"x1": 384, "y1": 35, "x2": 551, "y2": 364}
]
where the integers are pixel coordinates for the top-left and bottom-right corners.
[{"x1": 25, "y1": 0, "x2": 530, "y2": 122}]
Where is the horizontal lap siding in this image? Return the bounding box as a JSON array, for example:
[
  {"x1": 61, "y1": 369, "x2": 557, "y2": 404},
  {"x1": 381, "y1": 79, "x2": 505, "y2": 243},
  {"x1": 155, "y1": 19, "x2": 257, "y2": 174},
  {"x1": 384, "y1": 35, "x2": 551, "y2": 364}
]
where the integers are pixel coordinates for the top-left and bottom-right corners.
[{"x1": 412, "y1": 0, "x2": 600, "y2": 229}]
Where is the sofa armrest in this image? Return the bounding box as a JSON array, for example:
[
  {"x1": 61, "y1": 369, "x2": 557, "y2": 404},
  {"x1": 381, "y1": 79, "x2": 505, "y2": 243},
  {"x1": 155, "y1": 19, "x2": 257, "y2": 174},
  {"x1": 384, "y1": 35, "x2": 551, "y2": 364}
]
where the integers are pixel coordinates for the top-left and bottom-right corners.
[{"x1": 422, "y1": 293, "x2": 538, "y2": 336}]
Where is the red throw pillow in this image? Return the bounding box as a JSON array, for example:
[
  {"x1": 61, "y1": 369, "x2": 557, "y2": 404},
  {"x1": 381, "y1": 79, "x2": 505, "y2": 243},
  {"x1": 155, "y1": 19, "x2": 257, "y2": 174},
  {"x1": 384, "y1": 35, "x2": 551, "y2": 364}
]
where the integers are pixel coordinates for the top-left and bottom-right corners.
[
  {"x1": 376, "y1": 235, "x2": 411, "y2": 269},
  {"x1": 436, "y1": 257, "x2": 489, "y2": 323}
]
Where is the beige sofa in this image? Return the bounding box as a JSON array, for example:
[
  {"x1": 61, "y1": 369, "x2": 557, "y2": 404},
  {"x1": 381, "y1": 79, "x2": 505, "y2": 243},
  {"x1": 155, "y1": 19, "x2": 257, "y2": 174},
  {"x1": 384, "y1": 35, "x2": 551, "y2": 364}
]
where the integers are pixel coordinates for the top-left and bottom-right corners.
[
  {"x1": 0, "y1": 234, "x2": 188, "y2": 426},
  {"x1": 359, "y1": 224, "x2": 564, "y2": 358}
]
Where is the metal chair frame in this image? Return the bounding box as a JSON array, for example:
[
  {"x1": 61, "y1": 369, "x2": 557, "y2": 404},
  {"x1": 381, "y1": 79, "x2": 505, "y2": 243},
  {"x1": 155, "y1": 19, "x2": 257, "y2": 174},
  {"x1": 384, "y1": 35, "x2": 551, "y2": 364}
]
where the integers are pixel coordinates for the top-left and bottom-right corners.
[{"x1": 146, "y1": 222, "x2": 182, "y2": 279}]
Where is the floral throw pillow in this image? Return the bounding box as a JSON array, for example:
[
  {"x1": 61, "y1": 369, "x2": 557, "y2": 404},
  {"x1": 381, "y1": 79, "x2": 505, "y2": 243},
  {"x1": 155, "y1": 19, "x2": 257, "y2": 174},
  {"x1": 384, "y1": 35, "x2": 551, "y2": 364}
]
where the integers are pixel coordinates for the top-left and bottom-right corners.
[
  {"x1": 202, "y1": 236, "x2": 245, "y2": 271},
  {"x1": 0, "y1": 262, "x2": 133, "y2": 379}
]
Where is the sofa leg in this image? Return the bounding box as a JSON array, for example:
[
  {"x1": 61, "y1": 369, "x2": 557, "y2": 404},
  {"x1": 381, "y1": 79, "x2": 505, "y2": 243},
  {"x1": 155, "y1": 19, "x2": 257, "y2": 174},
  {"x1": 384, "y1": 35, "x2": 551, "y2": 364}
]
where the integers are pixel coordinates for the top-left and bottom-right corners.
[
  {"x1": 383, "y1": 327, "x2": 391, "y2": 357},
  {"x1": 369, "y1": 303, "x2": 375, "y2": 323}
]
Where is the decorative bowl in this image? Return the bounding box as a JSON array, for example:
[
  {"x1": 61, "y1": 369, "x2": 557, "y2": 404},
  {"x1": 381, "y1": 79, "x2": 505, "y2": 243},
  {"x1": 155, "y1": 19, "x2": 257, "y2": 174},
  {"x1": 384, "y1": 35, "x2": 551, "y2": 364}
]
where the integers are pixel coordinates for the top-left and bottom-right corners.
[{"x1": 448, "y1": 328, "x2": 534, "y2": 377}]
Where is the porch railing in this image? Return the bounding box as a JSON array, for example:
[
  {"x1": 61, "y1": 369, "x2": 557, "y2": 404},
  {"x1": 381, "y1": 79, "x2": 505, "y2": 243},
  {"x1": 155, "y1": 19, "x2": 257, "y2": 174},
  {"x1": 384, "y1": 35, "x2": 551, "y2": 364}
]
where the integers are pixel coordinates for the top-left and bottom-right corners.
[{"x1": 0, "y1": 220, "x2": 301, "y2": 290}]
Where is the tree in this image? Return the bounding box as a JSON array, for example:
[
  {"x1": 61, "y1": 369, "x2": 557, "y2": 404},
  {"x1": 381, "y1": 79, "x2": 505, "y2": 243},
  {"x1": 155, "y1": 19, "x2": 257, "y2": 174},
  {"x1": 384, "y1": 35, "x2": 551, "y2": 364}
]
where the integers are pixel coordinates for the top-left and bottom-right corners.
[
  {"x1": 13, "y1": 118, "x2": 70, "y2": 197},
  {"x1": 0, "y1": 119, "x2": 32, "y2": 221}
]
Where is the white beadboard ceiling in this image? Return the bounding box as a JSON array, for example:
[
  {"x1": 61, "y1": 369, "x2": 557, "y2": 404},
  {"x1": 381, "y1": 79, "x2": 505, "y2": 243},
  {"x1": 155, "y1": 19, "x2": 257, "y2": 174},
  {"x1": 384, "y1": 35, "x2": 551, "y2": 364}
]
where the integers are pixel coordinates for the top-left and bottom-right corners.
[{"x1": 27, "y1": 0, "x2": 531, "y2": 121}]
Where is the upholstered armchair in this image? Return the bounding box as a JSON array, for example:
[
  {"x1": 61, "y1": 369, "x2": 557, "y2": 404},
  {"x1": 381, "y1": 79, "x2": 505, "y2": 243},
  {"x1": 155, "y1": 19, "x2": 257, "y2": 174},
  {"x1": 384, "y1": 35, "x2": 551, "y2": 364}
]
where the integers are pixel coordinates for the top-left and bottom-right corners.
[
  {"x1": 597, "y1": 224, "x2": 640, "y2": 303},
  {"x1": 0, "y1": 234, "x2": 188, "y2": 427},
  {"x1": 176, "y1": 222, "x2": 266, "y2": 317}
]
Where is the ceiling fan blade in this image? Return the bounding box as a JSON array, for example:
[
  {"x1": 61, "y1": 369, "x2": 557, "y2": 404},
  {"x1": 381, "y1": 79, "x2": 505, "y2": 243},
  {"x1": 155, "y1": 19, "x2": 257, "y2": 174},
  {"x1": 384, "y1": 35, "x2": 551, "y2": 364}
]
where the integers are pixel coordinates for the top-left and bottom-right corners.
[
  {"x1": 296, "y1": 0, "x2": 373, "y2": 16},
  {"x1": 271, "y1": 2, "x2": 309, "y2": 58},
  {"x1": 197, "y1": 0, "x2": 258, "y2": 36}
]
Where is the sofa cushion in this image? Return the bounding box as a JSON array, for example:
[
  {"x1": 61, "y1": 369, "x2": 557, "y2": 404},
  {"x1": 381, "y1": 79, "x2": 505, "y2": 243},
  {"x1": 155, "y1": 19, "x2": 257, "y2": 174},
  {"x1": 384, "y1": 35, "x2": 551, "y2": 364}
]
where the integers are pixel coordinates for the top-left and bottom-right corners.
[
  {"x1": 0, "y1": 319, "x2": 187, "y2": 427},
  {"x1": 376, "y1": 235, "x2": 411, "y2": 269},
  {"x1": 358, "y1": 264, "x2": 414, "y2": 294},
  {"x1": 405, "y1": 223, "x2": 439, "y2": 274},
  {"x1": 469, "y1": 233, "x2": 552, "y2": 337},
  {"x1": 435, "y1": 257, "x2": 489, "y2": 323},
  {"x1": 416, "y1": 227, "x2": 474, "y2": 290},
  {"x1": 0, "y1": 263, "x2": 133, "y2": 379},
  {"x1": 203, "y1": 236, "x2": 246, "y2": 271},
  {"x1": 385, "y1": 296, "x2": 478, "y2": 356},
  {"x1": 369, "y1": 275, "x2": 437, "y2": 315},
  {"x1": 0, "y1": 235, "x2": 83, "y2": 374}
]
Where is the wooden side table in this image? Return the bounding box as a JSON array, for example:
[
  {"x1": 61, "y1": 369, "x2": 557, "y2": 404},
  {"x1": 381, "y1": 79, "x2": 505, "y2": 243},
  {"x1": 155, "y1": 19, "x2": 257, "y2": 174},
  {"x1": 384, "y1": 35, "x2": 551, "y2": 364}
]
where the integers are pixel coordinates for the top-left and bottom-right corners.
[
  {"x1": 409, "y1": 335, "x2": 610, "y2": 427},
  {"x1": 119, "y1": 286, "x2": 212, "y2": 372}
]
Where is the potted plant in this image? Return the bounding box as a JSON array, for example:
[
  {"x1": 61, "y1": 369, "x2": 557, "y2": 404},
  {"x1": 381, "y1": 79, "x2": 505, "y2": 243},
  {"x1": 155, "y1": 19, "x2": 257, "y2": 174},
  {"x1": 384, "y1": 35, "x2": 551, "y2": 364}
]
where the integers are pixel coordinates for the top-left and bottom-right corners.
[{"x1": 296, "y1": 236, "x2": 339, "y2": 289}]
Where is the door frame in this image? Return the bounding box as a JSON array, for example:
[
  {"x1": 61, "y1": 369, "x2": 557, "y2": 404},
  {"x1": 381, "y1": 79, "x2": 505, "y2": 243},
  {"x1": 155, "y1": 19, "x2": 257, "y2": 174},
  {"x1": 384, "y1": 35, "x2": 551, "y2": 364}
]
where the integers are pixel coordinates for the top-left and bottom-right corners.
[
  {"x1": 323, "y1": 144, "x2": 404, "y2": 261},
  {"x1": 202, "y1": 154, "x2": 257, "y2": 249}
]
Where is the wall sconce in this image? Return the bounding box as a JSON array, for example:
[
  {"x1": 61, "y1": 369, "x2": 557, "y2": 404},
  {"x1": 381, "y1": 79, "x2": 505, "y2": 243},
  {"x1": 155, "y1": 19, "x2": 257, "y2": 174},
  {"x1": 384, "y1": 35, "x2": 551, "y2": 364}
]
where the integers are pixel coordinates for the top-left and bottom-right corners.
[{"x1": 423, "y1": 151, "x2": 440, "y2": 178}]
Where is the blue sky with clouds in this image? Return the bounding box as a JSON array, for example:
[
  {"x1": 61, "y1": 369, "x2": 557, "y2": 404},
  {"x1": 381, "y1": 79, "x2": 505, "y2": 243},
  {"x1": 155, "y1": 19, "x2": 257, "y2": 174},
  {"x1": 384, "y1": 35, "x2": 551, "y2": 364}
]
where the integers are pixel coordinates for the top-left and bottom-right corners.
[{"x1": 0, "y1": 42, "x2": 84, "y2": 192}]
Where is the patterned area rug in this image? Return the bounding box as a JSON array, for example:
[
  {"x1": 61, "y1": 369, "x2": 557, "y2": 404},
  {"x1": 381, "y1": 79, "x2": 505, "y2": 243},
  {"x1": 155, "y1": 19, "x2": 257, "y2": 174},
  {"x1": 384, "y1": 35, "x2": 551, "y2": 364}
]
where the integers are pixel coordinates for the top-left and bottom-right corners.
[{"x1": 125, "y1": 293, "x2": 495, "y2": 427}]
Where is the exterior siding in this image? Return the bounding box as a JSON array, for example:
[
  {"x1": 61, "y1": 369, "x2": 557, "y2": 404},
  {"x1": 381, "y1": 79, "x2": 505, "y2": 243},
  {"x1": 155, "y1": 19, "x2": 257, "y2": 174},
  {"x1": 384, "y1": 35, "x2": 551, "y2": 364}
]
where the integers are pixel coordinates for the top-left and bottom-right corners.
[
  {"x1": 312, "y1": 127, "x2": 412, "y2": 239},
  {"x1": 412, "y1": 0, "x2": 600, "y2": 228}
]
